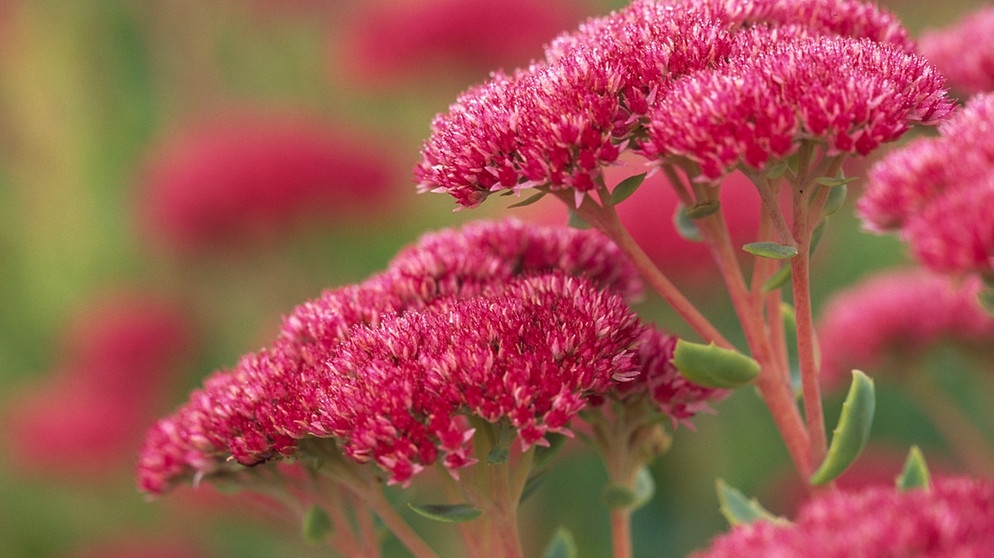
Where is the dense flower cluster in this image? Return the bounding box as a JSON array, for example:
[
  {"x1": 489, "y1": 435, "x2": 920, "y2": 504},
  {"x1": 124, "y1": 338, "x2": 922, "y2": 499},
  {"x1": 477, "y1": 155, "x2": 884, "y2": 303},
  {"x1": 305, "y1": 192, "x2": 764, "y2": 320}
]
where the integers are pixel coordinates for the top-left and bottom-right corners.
[
  {"x1": 137, "y1": 110, "x2": 398, "y2": 252},
  {"x1": 919, "y1": 6, "x2": 994, "y2": 95},
  {"x1": 416, "y1": 0, "x2": 949, "y2": 205},
  {"x1": 137, "y1": 220, "x2": 721, "y2": 494},
  {"x1": 858, "y1": 93, "x2": 994, "y2": 275},
  {"x1": 694, "y1": 477, "x2": 994, "y2": 557},
  {"x1": 817, "y1": 270, "x2": 994, "y2": 387}
]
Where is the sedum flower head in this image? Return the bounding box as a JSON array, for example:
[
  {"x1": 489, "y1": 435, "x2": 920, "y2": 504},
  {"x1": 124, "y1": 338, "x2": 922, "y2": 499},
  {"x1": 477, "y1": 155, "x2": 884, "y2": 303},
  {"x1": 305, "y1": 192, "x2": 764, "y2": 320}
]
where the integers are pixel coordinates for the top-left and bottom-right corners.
[
  {"x1": 647, "y1": 31, "x2": 951, "y2": 179},
  {"x1": 918, "y1": 6, "x2": 994, "y2": 95},
  {"x1": 817, "y1": 270, "x2": 994, "y2": 388},
  {"x1": 858, "y1": 93, "x2": 994, "y2": 276},
  {"x1": 311, "y1": 273, "x2": 644, "y2": 485},
  {"x1": 693, "y1": 477, "x2": 994, "y2": 557},
  {"x1": 417, "y1": 0, "x2": 944, "y2": 205},
  {"x1": 137, "y1": 219, "x2": 645, "y2": 494}
]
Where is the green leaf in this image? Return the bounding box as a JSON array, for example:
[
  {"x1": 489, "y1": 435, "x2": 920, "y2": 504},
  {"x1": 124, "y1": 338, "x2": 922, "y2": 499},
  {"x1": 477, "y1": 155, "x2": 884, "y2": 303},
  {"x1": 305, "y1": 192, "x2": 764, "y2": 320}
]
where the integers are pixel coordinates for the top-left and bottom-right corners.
[
  {"x1": 672, "y1": 340, "x2": 760, "y2": 389},
  {"x1": 814, "y1": 176, "x2": 858, "y2": 188},
  {"x1": 810, "y1": 219, "x2": 827, "y2": 254},
  {"x1": 507, "y1": 191, "x2": 547, "y2": 208},
  {"x1": 542, "y1": 528, "x2": 578, "y2": 558},
  {"x1": 810, "y1": 370, "x2": 876, "y2": 485},
  {"x1": 716, "y1": 479, "x2": 788, "y2": 526},
  {"x1": 301, "y1": 505, "x2": 333, "y2": 543},
  {"x1": 685, "y1": 200, "x2": 721, "y2": 219},
  {"x1": 743, "y1": 242, "x2": 799, "y2": 260},
  {"x1": 567, "y1": 208, "x2": 591, "y2": 230},
  {"x1": 601, "y1": 467, "x2": 655, "y2": 510},
  {"x1": 896, "y1": 445, "x2": 931, "y2": 491},
  {"x1": 978, "y1": 287, "x2": 994, "y2": 317},
  {"x1": 762, "y1": 263, "x2": 792, "y2": 292},
  {"x1": 673, "y1": 204, "x2": 703, "y2": 242},
  {"x1": 533, "y1": 432, "x2": 568, "y2": 470},
  {"x1": 520, "y1": 472, "x2": 546, "y2": 504},
  {"x1": 408, "y1": 502, "x2": 482, "y2": 523},
  {"x1": 610, "y1": 172, "x2": 647, "y2": 205},
  {"x1": 821, "y1": 184, "x2": 847, "y2": 216},
  {"x1": 766, "y1": 162, "x2": 789, "y2": 180}
]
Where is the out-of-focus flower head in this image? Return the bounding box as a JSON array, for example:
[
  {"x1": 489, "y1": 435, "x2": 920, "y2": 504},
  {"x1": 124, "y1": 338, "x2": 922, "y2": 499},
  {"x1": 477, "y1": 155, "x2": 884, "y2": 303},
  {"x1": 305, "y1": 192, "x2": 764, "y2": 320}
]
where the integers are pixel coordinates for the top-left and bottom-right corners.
[
  {"x1": 817, "y1": 270, "x2": 994, "y2": 388},
  {"x1": 858, "y1": 93, "x2": 994, "y2": 276},
  {"x1": 332, "y1": 0, "x2": 592, "y2": 89},
  {"x1": 4, "y1": 293, "x2": 193, "y2": 480},
  {"x1": 693, "y1": 477, "x2": 994, "y2": 557},
  {"x1": 919, "y1": 6, "x2": 994, "y2": 95},
  {"x1": 417, "y1": 0, "x2": 948, "y2": 206},
  {"x1": 136, "y1": 108, "x2": 399, "y2": 253},
  {"x1": 137, "y1": 219, "x2": 647, "y2": 494}
]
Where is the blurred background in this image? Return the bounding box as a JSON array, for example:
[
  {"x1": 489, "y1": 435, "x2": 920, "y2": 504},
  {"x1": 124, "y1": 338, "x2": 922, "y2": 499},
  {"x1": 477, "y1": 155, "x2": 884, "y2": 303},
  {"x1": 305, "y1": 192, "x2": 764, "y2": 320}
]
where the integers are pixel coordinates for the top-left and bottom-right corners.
[{"x1": 0, "y1": 1, "x2": 989, "y2": 556}]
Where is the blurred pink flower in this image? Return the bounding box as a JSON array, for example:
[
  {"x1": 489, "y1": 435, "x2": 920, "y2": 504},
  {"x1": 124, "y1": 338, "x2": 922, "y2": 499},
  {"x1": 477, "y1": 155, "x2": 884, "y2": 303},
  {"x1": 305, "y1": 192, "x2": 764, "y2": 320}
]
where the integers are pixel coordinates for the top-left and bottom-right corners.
[
  {"x1": 4, "y1": 293, "x2": 193, "y2": 479},
  {"x1": 817, "y1": 270, "x2": 994, "y2": 388},
  {"x1": 332, "y1": 0, "x2": 592, "y2": 88},
  {"x1": 694, "y1": 477, "x2": 994, "y2": 558},
  {"x1": 858, "y1": 93, "x2": 994, "y2": 276},
  {"x1": 136, "y1": 109, "x2": 399, "y2": 252},
  {"x1": 919, "y1": 6, "x2": 994, "y2": 95}
]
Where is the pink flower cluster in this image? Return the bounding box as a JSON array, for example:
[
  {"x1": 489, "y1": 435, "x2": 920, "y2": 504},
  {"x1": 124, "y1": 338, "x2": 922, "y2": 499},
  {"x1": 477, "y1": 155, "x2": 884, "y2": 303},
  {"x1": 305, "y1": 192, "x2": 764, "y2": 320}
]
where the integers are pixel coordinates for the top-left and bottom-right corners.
[
  {"x1": 136, "y1": 109, "x2": 398, "y2": 253},
  {"x1": 858, "y1": 93, "x2": 994, "y2": 276},
  {"x1": 4, "y1": 294, "x2": 192, "y2": 480},
  {"x1": 332, "y1": 0, "x2": 591, "y2": 88},
  {"x1": 919, "y1": 6, "x2": 994, "y2": 95},
  {"x1": 816, "y1": 270, "x2": 994, "y2": 388},
  {"x1": 694, "y1": 477, "x2": 994, "y2": 557},
  {"x1": 138, "y1": 220, "x2": 720, "y2": 494},
  {"x1": 416, "y1": 0, "x2": 950, "y2": 206}
]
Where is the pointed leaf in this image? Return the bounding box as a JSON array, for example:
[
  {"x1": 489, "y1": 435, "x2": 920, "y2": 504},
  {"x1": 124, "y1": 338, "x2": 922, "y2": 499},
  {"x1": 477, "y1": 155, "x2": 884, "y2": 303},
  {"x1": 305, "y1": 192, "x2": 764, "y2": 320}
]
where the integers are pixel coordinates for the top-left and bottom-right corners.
[
  {"x1": 716, "y1": 479, "x2": 788, "y2": 526},
  {"x1": 567, "y1": 208, "x2": 591, "y2": 230},
  {"x1": 601, "y1": 468, "x2": 654, "y2": 510},
  {"x1": 896, "y1": 445, "x2": 931, "y2": 491},
  {"x1": 762, "y1": 263, "x2": 792, "y2": 292},
  {"x1": 533, "y1": 432, "x2": 568, "y2": 470},
  {"x1": 301, "y1": 505, "x2": 333, "y2": 543},
  {"x1": 810, "y1": 370, "x2": 876, "y2": 485},
  {"x1": 766, "y1": 162, "x2": 789, "y2": 180},
  {"x1": 978, "y1": 287, "x2": 994, "y2": 317},
  {"x1": 685, "y1": 200, "x2": 721, "y2": 219},
  {"x1": 743, "y1": 242, "x2": 799, "y2": 260},
  {"x1": 821, "y1": 184, "x2": 847, "y2": 217},
  {"x1": 520, "y1": 472, "x2": 546, "y2": 504},
  {"x1": 673, "y1": 340, "x2": 760, "y2": 389},
  {"x1": 610, "y1": 172, "x2": 647, "y2": 205},
  {"x1": 408, "y1": 502, "x2": 482, "y2": 523},
  {"x1": 542, "y1": 528, "x2": 578, "y2": 558},
  {"x1": 507, "y1": 191, "x2": 547, "y2": 208},
  {"x1": 673, "y1": 204, "x2": 702, "y2": 242},
  {"x1": 814, "y1": 176, "x2": 858, "y2": 188}
]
